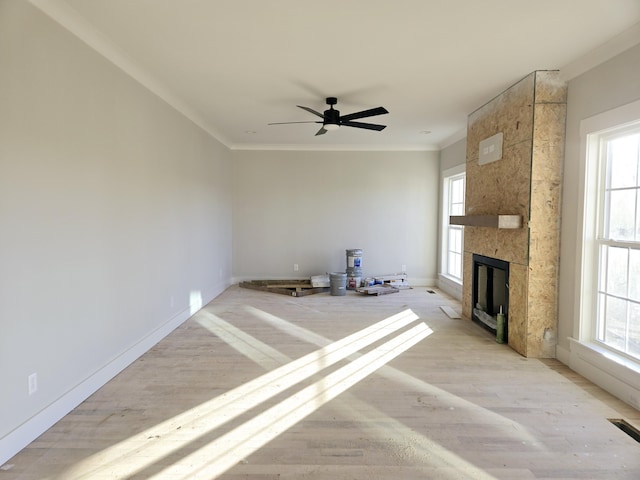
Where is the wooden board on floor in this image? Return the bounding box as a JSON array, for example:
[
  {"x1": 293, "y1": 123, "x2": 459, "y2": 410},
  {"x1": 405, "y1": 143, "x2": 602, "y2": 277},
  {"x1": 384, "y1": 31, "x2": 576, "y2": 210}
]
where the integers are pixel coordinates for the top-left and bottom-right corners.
[
  {"x1": 355, "y1": 284, "x2": 400, "y2": 296},
  {"x1": 239, "y1": 280, "x2": 329, "y2": 297},
  {"x1": 440, "y1": 305, "x2": 461, "y2": 318}
]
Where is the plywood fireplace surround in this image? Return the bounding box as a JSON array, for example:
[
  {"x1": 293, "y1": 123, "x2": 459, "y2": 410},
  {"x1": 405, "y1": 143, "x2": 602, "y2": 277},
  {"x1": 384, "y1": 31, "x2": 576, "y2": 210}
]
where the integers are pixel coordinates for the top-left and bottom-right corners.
[{"x1": 459, "y1": 71, "x2": 567, "y2": 358}]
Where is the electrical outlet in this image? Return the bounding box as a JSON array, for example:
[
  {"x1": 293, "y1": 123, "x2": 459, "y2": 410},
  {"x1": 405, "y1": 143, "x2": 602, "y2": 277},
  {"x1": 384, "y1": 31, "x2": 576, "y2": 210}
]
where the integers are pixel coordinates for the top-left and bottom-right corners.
[
  {"x1": 293, "y1": 264, "x2": 299, "y2": 272},
  {"x1": 401, "y1": 264, "x2": 407, "y2": 272},
  {"x1": 28, "y1": 373, "x2": 38, "y2": 396}
]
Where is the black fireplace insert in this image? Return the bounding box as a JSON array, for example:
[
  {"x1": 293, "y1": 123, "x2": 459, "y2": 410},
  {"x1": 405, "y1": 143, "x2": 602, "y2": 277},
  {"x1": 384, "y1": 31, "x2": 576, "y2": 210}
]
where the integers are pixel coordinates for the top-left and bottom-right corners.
[{"x1": 472, "y1": 254, "x2": 509, "y2": 341}]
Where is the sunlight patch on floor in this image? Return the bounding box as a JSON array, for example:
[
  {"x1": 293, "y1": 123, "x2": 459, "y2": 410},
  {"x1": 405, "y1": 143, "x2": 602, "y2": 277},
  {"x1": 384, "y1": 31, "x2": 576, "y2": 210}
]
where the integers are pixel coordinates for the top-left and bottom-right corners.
[
  {"x1": 245, "y1": 305, "x2": 540, "y2": 445},
  {"x1": 151, "y1": 321, "x2": 432, "y2": 479},
  {"x1": 62, "y1": 308, "x2": 426, "y2": 479}
]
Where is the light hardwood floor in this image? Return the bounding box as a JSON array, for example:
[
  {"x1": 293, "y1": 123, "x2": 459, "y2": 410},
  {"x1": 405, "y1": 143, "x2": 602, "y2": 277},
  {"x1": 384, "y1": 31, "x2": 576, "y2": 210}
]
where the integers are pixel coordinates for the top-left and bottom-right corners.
[{"x1": 2, "y1": 285, "x2": 640, "y2": 479}]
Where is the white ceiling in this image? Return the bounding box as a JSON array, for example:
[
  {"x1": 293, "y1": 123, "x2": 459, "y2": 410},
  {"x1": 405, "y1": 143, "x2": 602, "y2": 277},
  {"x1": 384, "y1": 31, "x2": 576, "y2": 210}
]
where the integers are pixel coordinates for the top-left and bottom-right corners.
[{"x1": 32, "y1": 0, "x2": 640, "y2": 151}]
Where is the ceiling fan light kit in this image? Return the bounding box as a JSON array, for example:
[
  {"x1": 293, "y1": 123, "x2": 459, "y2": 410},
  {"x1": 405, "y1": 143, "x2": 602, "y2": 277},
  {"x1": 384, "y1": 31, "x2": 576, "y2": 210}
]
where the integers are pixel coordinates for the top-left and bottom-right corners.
[{"x1": 269, "y1": 97, "x2": 388, "y2": 136}]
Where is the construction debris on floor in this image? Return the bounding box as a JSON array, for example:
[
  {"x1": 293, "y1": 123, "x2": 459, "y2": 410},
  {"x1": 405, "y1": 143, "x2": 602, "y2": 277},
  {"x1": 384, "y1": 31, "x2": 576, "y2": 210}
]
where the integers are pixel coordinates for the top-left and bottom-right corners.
[
  {"x1": 370, "y1": 273, "x2": 410, "y2": 289},
  {"x1": 239, "y1": 273, "x2": 410, "y2": 297},
  {"x1": 440, "y1": 305, "x2": 461, "y2": 318},
  {"x1": 239, "y1": 280, "x2": 329, "y2": 297},
  {"x1": 355, "y1": 284, "x2": 400, "y2": 295}
]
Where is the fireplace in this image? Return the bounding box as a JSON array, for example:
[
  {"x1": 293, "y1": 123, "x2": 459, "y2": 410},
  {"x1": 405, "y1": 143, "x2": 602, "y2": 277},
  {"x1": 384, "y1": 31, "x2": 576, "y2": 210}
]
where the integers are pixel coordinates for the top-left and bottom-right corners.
[
  {"x1": 460, "y1": 71, "x2": 565, "y2": 357},
  {"x1": 472, "y1": 254, "x2": 509, "y2": 341}
]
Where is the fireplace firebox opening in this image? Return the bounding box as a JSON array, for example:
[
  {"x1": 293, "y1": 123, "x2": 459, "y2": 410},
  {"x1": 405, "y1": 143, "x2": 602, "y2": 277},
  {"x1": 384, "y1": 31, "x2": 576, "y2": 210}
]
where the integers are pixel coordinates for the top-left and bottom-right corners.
[{"x1": 472, "y1": 254, "x2": 509, "y2": 341}]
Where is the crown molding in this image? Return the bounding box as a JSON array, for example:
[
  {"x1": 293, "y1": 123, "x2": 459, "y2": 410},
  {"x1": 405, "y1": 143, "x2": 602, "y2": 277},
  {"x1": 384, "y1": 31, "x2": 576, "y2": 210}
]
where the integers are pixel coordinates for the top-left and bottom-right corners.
[
  {"x1": 229, "y1": 143, "x2": 439, "y2": 152},
  {"x1": 560, "y1": 21, "x2": 640, "y2": 82}
]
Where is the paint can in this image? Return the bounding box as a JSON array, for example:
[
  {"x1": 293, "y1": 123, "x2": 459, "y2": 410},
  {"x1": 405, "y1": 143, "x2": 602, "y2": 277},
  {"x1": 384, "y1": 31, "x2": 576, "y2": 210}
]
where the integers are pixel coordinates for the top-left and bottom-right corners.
[
  {"x1": 362, "y1": 277, "x2": 375, "y2": 287},
  {"x1": 346, "y1": 274, "x2": 362, "y2": 290},
  {"x1": 329, "y1": 272, "x2": 347, "y2": 296},
  {"x1": 346, "y1": 249, "x2": 363, "y2": 270}
]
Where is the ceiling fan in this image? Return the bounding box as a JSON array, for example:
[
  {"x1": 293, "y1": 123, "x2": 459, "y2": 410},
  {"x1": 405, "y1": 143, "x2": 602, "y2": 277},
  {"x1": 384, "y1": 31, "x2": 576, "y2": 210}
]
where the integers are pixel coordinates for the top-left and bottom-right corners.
[{"x1": 269, "y1": 97, "x2": 388, "y2": 136}]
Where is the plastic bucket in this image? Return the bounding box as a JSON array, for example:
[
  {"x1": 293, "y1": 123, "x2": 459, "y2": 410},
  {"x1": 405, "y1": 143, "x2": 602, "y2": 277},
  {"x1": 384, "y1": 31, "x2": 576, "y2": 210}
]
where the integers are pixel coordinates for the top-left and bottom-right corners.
[
  {"x1": 346, "y1": 249, "x2": 363, "y2": 269},
  {"x1": 329, "y1": 272, "x2": 347, "y2": 296}
]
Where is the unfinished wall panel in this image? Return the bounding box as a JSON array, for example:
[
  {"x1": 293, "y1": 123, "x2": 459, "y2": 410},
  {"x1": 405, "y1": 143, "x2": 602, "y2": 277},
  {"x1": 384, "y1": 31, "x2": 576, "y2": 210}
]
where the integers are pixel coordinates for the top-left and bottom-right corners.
[{"x1": 461, "y1": 71, "x2": 566, "y2": 358}]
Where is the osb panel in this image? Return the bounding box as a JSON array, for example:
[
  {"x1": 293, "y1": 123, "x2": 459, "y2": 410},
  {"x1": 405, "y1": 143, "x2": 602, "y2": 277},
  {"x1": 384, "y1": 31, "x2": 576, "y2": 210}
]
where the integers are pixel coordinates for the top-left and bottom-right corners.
[
  {"x1": 462, "y1": 252, "x2": 473, "y2": 319},
  {"x1": 468, "y1": 73, "x2": 535, "y2": 160},
  {"x1": 525, "y1": 98, "x2": 565, "y2": 359},
  {"x1": 466, "y1": 139, "x2": 532, "y2": 218},
  {"x1": 526, "y1": 259, "x2": 558, "y2": 358},
  {"x1": 464, "y1": 226, "x2": 529, "y2": 266},
  {"x1": 531, "y1": 103, "x2": 566, "y2": 184},
  {"x1": 507, "y1": 262, "x2": 528, "y2": 357},
  {"x1": 464, "y1": 136, "x2": 533, "y2": 265},
  {"x1": 465, "y1": 73, "x2": 536, "y2": 267},
  {"x1": 462, "y1": 70, "x2": 566, "y2": 358},
  {"x1": 533, "y1": 70, "x2": 568, "y2": 104}
]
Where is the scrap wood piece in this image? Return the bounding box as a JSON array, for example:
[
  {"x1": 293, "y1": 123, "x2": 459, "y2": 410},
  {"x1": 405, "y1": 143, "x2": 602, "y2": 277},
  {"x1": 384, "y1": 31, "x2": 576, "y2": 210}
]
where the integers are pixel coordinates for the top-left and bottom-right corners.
[
  {"x1": 310, "y1": 274, "x2": 330, "y2": 287},
  {"x1": 373, "y1": 273, "x2": 407, "y2": 281},
  {"x1": 266, "y1": 283, "x2": 313, "y2": 290},
  {"x1": 356, "y1": 284, "x2": 400, "y2": 296},
  {"x1": 372, "y1": 273, "x2": 411, "y2": 289},
  {"x1": 239, "y1": 280, "x2": 329, "y2": 297},
  {"x1": 440, "y1": 305, "x2": 461, "y2": 319}
]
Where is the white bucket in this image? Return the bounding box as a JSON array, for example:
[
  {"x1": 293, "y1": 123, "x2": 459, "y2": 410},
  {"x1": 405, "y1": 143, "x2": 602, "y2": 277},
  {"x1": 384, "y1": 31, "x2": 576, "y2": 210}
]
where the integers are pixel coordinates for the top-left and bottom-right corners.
[{"x1": 329, "y1": 272, "x2": 347, "y2": 296}]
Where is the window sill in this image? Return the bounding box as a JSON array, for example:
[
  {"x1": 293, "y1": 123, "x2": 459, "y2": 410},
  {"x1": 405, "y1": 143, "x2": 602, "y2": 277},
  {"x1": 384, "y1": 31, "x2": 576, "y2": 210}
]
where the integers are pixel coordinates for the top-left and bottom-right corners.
[{"x1": 439, "y1": 273, "x2": 462, "y2": 285}]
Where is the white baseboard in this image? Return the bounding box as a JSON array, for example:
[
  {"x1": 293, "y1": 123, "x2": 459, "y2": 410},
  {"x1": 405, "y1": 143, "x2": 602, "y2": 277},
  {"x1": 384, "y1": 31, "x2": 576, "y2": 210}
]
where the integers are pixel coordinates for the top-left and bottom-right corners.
[
  {"x1": 555, "y1": 343, "x2": 571, "y2": 366},
  {"x1": 0, "y1": 282, "x2": 228, "y2": 466},
  {"x1": 413, "y1": 277, "x2": 436, "y2": 287},
  {"x1": 231, "y1": 276, "x2": 436, "y2": 287},
  {"x1": 567, "y1": 338, "x2": 640, "y2": 411}
]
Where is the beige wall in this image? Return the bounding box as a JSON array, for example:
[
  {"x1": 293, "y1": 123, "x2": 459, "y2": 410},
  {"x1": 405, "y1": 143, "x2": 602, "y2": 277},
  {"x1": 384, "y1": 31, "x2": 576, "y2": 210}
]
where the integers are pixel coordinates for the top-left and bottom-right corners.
[
  {"x1": 559, "y1": 43, "x2": 640, "y2": 353},
  {"x1": 0, "y1": 1, "x2": 232, "y2": 462},
  {"x1": 437, "y1": 139, "x2": 466, "y2": 299},
  {"x1": 556, "y1": 43, "x2": 640, "y2": 408},
  {"x1": 232, "y1": 150, "x2": 439, "y2": 285}
]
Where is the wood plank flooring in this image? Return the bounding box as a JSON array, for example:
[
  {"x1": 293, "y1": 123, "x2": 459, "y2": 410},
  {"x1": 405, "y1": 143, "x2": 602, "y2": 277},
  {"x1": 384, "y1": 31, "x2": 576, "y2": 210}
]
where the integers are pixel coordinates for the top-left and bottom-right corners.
[{"x1": 2, "y1": 286, "x2": 640, "y2": 479}]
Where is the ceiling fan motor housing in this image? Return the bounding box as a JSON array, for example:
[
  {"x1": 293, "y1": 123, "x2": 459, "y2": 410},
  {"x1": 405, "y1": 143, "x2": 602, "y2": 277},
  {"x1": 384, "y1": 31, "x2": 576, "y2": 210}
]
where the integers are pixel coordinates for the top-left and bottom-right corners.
[
  {"x1": 324, "y1": 97, "x2": 340, "y2": 126},
  {"x1": 324, "y1": 107, "x2": 340, "y2": 126}
]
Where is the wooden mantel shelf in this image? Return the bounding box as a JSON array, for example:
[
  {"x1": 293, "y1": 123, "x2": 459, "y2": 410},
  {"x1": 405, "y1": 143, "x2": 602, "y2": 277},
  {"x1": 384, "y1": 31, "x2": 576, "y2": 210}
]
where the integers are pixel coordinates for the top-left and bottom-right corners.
[{"x1": 449, "y1": 215, "x2": 523, "y2": 229}]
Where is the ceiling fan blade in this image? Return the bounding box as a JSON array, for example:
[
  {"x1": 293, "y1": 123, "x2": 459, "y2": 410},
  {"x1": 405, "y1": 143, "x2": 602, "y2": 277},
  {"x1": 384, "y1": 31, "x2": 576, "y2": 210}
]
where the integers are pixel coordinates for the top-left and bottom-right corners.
[
  {"x1": 340, "y1": 106, "x2": 388, "y2": 122},
  {"x1": 268, "y1": 121, "x2": 322, "y2": 125},
  {"x1": 297, "y1": 105, "x2": 325, "y2": 118},
  {"x1": 341, "y1": 120, "x2": 386, "y2": 131},
  {"x1": 315, "y1": 127, "x2": 327, "y2": 136}
]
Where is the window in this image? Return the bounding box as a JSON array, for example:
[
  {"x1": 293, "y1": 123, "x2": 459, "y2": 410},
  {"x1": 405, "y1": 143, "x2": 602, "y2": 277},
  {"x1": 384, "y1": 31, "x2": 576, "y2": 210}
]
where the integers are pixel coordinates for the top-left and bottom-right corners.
[
  {"x1": 574, "y1": 99, "x2": 640, "y2": 411},
  {"x1": 442, "y1": 169, "x2": 465, "y2": 281},
  {"x1": 595, "y1": 128, "x2": 640, "y2": 360}
]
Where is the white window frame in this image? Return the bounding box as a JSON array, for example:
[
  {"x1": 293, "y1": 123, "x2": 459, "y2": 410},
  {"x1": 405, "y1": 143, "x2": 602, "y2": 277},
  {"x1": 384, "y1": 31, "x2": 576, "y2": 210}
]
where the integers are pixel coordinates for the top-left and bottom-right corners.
[
  {"x1": 440, "y1": 165, "x2": 465, "y2": 285},
  {"x1": 593, "y1": 126, "x2": 640, "y2": 359},
  {"x1": 571, "y1": 99, "x2": 640, "y2": 405}
]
